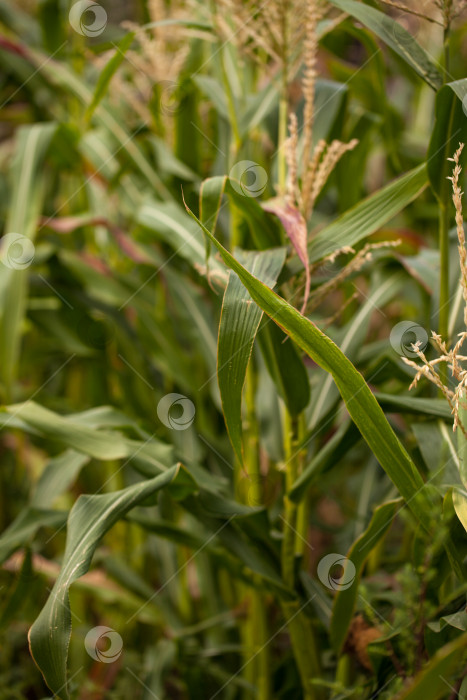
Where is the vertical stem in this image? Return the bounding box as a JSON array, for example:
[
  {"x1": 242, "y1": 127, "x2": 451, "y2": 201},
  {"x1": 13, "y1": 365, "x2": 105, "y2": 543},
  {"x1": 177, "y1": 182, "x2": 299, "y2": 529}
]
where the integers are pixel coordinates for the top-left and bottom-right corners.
[
  {"x1": 282, "y1": 411, "x2": 298, "y2": 586},
  {"x1": 239, "y1": 366, "x2": 270, "y2": 700},
  {"x1": 438, "y1": 9, "x2": 452, "y2": 376},
  {"x1": 281, "y1": 410, "x2": 322, "y2": 700},
  {"x1": 295, "y1": 414, "x2": 308, "y2": 558}
]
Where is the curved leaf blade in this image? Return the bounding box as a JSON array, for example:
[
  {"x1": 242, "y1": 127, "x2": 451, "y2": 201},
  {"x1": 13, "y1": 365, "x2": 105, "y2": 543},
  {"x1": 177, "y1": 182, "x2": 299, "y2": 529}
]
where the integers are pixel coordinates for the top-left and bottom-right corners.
[
  {"x1": 28, "y1": 465, "x2": 179, "y2": 698},
  {"x1": 327, "y1": 0, "x2": 442, "y2": 89},
  {"x1": 185, "y1": 199, "x2": 433, "y2": 525},
  {"x1": 308, "y1": 164, "x2": 428, "y2": 265}
]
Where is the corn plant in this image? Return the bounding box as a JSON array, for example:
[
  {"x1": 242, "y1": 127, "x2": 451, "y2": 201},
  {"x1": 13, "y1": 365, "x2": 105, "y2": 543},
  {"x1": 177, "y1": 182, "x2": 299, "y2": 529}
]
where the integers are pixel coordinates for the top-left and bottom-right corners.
[{"x1": 1, "y1": 0, "x2": 467, "y2": 698}]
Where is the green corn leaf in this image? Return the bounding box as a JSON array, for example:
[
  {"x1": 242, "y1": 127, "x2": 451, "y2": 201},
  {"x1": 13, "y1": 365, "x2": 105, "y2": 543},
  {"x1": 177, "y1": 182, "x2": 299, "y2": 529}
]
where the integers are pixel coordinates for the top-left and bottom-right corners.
[
  {"x1": 330, "y1": 498, "x2": 402, "y2": 653},
  {"x1": 28, "y1": 465, "x2": 180, "y2": 699},
  {"x1": 309, "y1": 271, "x2": 404, "y2": 428},
  {"x1": 31, "y1": 450, "x2": 90, "y2": 508},
  {"x1": 453, "y1": 489, "x2": 467, "y2": 533},
  {"x1": 184, "y1": 198, "x2": 433, "y2": 525},
  {"x1": 137, "y1": 199, "x2": 222, "y2": 272},
  {"x1": 375, "y1": 393, "x2": 452, "y2": 419},
  {"x1": 239, "y1": 82, "x2": 279, "y2": 137},
  {"x1": 193, "y1": 75, "x2": 230, "y2": 120},
  {"x1": 0, "y1": 122, "x2": 56, "y2": 400},
  {"x1": 0, "y1": 507, "x2": 67, "y2": 565},
  {"x1": 85, "y1": 32, "x2": 135, "y2": 122},
  {"x1": 3, "y1": 402, "x2": 130, "y2": 460},
  {"x1": 218, "y1": 248, "x2": 286, "y2": 463},
  {"x1": 199, "y1": 175, "x2": 225, "y2": 271},
  {"x1": 327, "y1": 0, "x2": 442, "y2": 89},
  {"x1": 201, "y1": 176, "x2": 281, "y2": 250},
  {"x1": 427, "y1": 79, "x2": 467, "y2": 204}
]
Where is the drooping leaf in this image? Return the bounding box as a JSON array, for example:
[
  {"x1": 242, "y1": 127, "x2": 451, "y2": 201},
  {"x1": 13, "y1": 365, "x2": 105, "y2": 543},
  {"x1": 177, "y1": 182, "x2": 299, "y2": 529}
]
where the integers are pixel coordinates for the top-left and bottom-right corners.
[
  {"x1": 376, "y1": 393, "x2": 452, "y2": 419},
  {"x1": 28, "y1": 466, "x2": 180, "y2": 698},
  {"x1": 137, "y1": 199, "x2": 223, "y2": 274},
  {"x1": 3, "y1": 402, "x2": 129, "y2": 460},
  {"x1": 185, "y1": 198, "x2": 435, "y2": 526},
  {"x1": 308, "y1": 272, "x2": 404, "y2": 428},
  {"x1": 327, "y1": 0, "x2": 442, "y2": 89}
]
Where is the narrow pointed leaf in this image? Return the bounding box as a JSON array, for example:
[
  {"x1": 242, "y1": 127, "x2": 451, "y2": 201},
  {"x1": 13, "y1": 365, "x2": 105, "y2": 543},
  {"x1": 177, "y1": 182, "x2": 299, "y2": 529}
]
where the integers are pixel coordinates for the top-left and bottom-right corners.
[
  {"x1": 327, "y1": 0, "x2": 442, "y2": 89},
  {"x1": 4, "y1": 402, "x2": 129, "y2": 460},
  {"x1": 28, "y1": 465, "x2": 179, "y2": 698},
  {"x1": 85, "y1": 32, "x2": 134, "y2": 122},
  {"x1": 0, "y1": 123, "x2": 56, "y2": 399},
  {"x1": 185, "y1": 198, "x2": 433, "y2": 525}
]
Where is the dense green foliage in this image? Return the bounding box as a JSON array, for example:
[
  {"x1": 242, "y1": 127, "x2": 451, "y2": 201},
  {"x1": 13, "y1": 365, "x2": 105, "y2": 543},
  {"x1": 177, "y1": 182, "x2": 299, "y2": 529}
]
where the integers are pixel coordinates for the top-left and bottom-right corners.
[{"x1": 1, "y1": 0, "x2": 467, "y2": 698}]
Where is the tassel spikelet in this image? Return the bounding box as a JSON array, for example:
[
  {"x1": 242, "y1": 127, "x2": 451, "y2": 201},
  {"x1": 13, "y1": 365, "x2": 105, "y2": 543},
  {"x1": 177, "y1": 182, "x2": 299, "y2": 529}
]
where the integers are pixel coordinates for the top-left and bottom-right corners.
[
  {"x1": 92, "y1": 1, "x2": 202, "y2": 124},
  {"x1": 403, "y1": 144, "x2": 467, "y2": 437}
]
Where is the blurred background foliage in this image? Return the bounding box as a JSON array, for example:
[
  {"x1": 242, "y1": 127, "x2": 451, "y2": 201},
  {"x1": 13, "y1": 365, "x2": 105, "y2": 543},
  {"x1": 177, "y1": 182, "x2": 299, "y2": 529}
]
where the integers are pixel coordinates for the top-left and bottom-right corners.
[{"x1": 1, "y1": 0, "x2": 467, "y2": 698}]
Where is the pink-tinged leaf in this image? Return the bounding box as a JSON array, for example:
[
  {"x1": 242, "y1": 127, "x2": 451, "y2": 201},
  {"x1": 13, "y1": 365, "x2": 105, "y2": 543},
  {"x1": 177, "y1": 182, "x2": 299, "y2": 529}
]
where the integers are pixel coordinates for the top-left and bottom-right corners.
[
  {"x1": 263, "y1": 199, "x2": 310, "y2": 313},
  {"x1": 40, "y1": 216, "x2": 151, "y2": 264}
]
